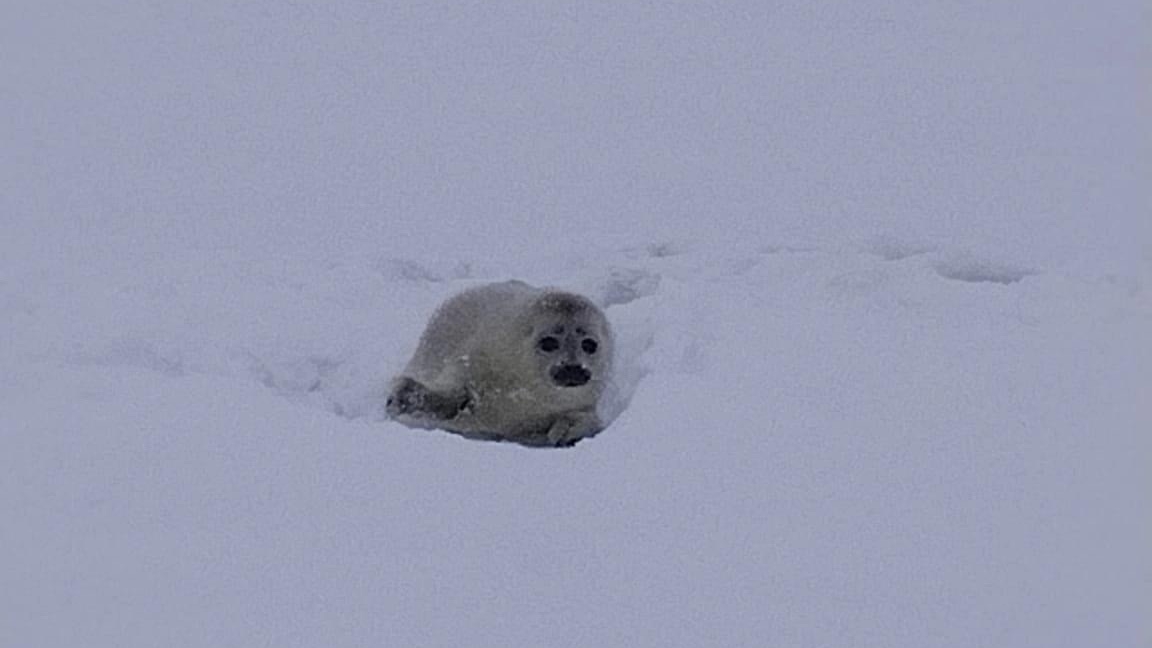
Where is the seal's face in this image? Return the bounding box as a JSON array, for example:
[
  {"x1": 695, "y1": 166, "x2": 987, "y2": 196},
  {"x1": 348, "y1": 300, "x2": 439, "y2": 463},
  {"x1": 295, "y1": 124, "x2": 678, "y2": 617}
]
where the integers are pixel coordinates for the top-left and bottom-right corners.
[
  {"x1": 534, "y1": 322, "x2": 602, "y2": 387},
  {"x1": 525, "y1": 293, "x2": 612, "y2": 391}
]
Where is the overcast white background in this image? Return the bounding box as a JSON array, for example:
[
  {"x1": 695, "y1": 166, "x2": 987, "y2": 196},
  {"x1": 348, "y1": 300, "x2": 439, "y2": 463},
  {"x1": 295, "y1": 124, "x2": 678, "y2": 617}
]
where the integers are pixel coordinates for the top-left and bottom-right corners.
[{"x1": 2, "y1": 1, "x2": 1149, "y2": 646}]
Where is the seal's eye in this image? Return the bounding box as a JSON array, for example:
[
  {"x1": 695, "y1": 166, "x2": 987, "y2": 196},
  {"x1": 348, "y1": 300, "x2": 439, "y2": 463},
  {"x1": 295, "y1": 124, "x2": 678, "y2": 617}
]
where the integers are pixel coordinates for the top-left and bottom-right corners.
[
  {"x1": 537, "y1": 336, "x2": 560, "y2": 352},
  {"x1": 581, "y1": 338, "x2": 598, "y2": 354}
]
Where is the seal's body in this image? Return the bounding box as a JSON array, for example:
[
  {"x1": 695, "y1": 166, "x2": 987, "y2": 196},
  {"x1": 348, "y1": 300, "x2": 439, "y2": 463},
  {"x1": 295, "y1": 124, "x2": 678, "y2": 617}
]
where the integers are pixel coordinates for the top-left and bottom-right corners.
[{"x1": 387, "y1": 281, "x2": 613, "y2": 447}]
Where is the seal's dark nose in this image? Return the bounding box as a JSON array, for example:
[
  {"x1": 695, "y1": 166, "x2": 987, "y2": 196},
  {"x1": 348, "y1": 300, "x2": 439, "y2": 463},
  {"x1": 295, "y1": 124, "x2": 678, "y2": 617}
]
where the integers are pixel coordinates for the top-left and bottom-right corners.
[{"x1": 551, "y1": 364, "x2": 591, "y2": 387}]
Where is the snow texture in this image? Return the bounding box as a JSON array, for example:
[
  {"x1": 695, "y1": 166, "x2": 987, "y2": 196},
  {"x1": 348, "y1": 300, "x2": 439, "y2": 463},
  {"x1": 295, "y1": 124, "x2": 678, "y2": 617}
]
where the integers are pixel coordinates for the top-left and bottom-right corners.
[{"x1": 3, "y1": 1, "x2": 1150, "y2": 646}]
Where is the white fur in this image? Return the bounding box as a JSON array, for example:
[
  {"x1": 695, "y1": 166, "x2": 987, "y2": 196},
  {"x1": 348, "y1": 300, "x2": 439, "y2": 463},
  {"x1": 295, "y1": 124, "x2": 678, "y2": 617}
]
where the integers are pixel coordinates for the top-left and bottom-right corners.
[{"x1": 388, "y1": 281, "x2": 614, "y2": 447}]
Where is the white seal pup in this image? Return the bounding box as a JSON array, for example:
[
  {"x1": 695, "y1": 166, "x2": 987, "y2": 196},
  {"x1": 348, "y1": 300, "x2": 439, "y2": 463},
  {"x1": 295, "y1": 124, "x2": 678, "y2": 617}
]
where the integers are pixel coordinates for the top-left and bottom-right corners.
[{"x1": 386, "y1": 280, "x2": 614, "y2": 447}]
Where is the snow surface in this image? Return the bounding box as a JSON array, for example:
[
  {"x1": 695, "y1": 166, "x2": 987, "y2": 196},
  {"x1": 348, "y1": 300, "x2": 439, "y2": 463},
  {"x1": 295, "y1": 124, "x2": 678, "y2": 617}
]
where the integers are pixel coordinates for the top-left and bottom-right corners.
[{"x1": 3, "y1": 1, "x2": 1151, "y2": 646}]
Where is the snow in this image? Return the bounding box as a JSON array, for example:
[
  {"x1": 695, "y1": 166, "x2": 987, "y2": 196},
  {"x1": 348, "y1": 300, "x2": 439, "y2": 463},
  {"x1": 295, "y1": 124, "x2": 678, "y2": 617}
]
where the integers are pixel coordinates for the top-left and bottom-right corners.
[{"x1": 3, "y1": 1, "x2": 1150, "y2": 646}]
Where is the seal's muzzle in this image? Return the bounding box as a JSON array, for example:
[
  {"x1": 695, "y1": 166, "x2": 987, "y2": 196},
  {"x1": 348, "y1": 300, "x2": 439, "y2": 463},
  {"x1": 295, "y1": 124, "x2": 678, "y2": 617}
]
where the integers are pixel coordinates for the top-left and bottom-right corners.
[{"x1": 551, "y1": 364, "x2": 591, "y2": 387}]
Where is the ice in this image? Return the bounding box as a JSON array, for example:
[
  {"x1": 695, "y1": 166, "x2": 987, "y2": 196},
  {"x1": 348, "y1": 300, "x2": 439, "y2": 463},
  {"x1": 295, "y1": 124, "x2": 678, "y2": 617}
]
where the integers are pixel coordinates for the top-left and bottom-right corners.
[{"x1": 3, "y1": 1, "x2": 1149, "y2": 646}]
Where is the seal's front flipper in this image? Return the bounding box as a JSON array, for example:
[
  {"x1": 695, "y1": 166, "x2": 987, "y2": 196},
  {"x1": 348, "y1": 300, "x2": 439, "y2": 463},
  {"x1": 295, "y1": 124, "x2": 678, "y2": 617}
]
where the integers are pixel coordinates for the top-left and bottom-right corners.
[
  {"x1": 545, "y1": 410, "x2": 603, "y2": 447},
  {"x1": 386, "y1": 377, "x2": 470, "y2": 420}
]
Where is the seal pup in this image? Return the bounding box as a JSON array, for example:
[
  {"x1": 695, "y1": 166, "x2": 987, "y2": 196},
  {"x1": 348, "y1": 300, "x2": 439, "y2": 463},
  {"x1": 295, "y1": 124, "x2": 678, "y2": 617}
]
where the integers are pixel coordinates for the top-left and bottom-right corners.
[{"x1": 387, "y1": 280, "x2": 614, "y2": 447}]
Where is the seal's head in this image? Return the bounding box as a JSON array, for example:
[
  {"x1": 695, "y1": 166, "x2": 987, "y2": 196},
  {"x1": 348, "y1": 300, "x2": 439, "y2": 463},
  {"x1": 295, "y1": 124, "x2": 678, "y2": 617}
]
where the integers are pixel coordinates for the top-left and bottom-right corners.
[{"x1": 523, "y1": 292, "x2": 613, "y2": 391}]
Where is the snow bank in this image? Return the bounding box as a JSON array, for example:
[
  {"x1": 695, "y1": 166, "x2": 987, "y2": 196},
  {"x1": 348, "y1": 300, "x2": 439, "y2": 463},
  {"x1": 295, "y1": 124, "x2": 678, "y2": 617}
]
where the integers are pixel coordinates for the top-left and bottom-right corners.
[
  {"x1": 3, "y1": 0, "x2": 1149, "y2": 646},
  {"x1": 3, "y1": 242, "x2": 1149, "y2": 647}
]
